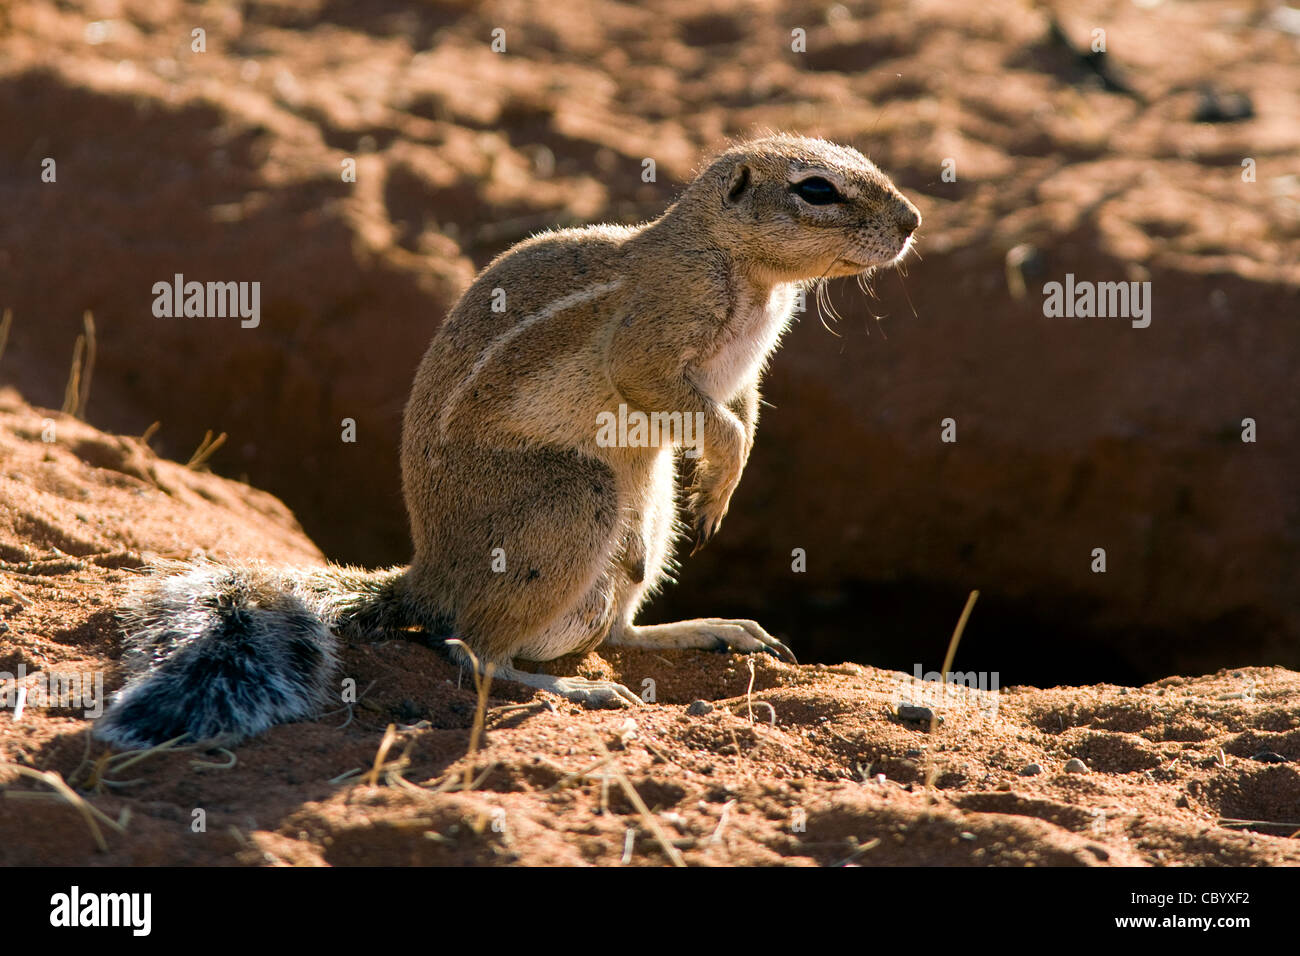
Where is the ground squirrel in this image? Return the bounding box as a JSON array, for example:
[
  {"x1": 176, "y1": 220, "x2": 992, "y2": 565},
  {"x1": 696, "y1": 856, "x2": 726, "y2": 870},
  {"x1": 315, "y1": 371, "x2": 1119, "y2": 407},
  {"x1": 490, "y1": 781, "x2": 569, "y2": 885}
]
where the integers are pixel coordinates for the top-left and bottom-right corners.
[{"x1": 94, "y1": 135, "x2": 921, "y2": 748}]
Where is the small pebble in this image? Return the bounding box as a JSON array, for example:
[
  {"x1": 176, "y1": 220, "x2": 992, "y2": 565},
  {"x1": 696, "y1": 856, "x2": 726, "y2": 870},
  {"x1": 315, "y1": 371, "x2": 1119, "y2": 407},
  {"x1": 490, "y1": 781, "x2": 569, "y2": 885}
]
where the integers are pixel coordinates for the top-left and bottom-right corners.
[
  {"x1": 613, "y1": 718, "x2": 638, "y2": 748},
  {"x1": 896, "y1": 704, "x2": 934, "y2": 723},
  {"x1": 904, "y1": 748, "x2": 924, "y2": 758},
  {"x1": 1251, "y1": 751, "x2": 1288, "y2": 764},
  {"x1": 1020, "y1": 763, "x2": 1043, "y2": 776},
  {"x1": 1065, "y1": 758, "x2": 1089, "y2": 774},
  {"x1": 686, "y1": 700, "x2": 713, "y2": 716},
  {"x1": 397, "y1": 699, "x2": 421, "y2": 721},
  {"x1": 1194, "y1": 88, "x2": 1254, "y2": 123}
]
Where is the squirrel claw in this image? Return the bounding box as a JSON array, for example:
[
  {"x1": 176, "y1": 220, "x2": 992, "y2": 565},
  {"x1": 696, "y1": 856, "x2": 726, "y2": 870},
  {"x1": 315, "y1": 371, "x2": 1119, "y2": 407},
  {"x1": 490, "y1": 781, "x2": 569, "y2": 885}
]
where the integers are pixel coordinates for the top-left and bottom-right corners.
[
  {"x1": 691, "y1": 618, "x2": 798, "y2": 664},
  {"x1": 764, "y1": 639, "x2": 799, "y2": 665},
  {"x1": 690, "y1": 514, "x2": 722, "y2": 555}
]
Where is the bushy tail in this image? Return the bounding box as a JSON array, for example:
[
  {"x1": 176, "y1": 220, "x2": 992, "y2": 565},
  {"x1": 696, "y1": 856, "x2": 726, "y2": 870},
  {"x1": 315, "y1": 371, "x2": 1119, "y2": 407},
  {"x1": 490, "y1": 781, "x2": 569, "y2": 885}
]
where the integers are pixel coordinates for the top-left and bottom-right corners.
[{"x1": 93, "y1": 560, "x2": 409, "y2": 749}]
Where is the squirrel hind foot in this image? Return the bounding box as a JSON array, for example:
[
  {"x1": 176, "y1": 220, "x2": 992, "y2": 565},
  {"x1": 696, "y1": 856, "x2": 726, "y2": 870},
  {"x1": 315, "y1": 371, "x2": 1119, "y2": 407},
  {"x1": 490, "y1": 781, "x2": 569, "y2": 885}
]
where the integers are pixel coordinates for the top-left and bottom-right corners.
[{"x1": 451, "y1": 647, "x2": 642, "y2": 709}]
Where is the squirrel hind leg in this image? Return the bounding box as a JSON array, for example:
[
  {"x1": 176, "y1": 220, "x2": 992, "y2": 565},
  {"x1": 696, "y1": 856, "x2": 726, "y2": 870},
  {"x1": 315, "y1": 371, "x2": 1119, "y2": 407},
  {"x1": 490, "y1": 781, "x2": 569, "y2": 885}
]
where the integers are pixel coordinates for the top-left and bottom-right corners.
[
  {"x1": 443, "y1": 580, "x2": 642, "y2": 708},
  {"x1": 94, "y1": 567, "x2": 340, "y2": 749},
  {"x1": 446, "y1": 642, "x2": 642, "y2": 709}
]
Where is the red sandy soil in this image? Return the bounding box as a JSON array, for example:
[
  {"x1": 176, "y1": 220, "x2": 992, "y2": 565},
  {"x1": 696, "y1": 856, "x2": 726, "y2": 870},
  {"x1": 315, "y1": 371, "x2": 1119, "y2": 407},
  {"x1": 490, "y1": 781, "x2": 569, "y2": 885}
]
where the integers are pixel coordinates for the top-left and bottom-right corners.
[
  {"x1": 1, "y1": 390, "x2": 1297, "y2": 866},
  {"x1": 2, "y1": 0, "x2": 1298, "y2": 685}
]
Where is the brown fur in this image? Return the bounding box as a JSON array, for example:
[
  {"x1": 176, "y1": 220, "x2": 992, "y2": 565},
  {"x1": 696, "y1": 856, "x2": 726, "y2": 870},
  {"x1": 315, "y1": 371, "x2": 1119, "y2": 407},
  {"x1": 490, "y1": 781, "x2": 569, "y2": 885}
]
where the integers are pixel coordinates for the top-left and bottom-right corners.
[
  {"x1": 95, "y1": 136, "x2": 921, "y2": 745},
  {"x1": 399, "y1": 134, "x2": 920, "y2": 705}
]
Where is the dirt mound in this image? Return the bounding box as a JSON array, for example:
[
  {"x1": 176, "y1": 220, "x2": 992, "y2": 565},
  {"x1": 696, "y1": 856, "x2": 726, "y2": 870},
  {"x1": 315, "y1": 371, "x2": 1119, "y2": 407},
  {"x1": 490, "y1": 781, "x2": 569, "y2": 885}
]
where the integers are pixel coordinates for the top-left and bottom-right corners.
[
  {"x1": 3, "y1": 0, "x2": 1298, "y2": 685},
  {"x1": 1, "y1": 393, "x2": 1297, "y2": 866}
]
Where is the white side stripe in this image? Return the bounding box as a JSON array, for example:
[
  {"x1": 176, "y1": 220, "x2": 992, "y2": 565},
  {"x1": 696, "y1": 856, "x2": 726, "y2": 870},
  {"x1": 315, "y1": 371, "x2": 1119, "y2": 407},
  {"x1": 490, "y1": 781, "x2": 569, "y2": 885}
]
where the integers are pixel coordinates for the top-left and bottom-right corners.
[{"x1": 438, "y1": 279, "x2": 624, "y2": 438}]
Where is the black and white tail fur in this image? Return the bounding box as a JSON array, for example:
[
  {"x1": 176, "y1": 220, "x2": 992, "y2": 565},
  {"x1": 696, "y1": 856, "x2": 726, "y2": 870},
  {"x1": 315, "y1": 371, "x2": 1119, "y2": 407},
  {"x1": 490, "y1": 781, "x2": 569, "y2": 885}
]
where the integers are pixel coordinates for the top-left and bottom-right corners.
[{"x1": 93, "y1": 561, "x2": 408, "y2": 749}]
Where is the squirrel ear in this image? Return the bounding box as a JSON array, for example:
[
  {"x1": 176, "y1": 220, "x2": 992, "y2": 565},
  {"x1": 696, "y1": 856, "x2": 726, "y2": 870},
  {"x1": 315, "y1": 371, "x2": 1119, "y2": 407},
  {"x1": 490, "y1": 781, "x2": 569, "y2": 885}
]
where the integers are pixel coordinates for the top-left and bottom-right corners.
[{"x1": 724, "y1": 163, "x2": 751, "y2": 205}]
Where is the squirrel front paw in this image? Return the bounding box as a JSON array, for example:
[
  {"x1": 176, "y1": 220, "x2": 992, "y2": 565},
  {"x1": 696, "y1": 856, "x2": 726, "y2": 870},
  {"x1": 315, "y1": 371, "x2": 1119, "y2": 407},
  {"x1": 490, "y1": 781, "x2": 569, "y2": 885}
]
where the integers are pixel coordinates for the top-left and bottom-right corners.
[
  {"x1": 687, "y1": 468, "x2": 741, "y2": 554},
  {"x1": 686, "y1": 413, "x2": 747, "y2": 553}
]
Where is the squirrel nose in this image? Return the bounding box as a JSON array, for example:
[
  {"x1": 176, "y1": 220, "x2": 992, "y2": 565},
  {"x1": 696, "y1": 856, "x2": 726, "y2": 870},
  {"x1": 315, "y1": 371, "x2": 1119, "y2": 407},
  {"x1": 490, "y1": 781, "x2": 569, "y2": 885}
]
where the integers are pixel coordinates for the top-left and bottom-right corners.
[{"x1": 896, "y1": 201, "x2": 921, "y2": 237}]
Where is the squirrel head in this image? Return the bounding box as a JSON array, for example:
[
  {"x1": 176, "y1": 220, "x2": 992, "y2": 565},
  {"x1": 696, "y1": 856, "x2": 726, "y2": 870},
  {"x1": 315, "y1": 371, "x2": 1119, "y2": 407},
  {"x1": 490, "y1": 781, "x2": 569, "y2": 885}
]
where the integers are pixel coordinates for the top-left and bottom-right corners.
[{"x1": 694, "y1": 134, "x2": 921, "y2": 283}]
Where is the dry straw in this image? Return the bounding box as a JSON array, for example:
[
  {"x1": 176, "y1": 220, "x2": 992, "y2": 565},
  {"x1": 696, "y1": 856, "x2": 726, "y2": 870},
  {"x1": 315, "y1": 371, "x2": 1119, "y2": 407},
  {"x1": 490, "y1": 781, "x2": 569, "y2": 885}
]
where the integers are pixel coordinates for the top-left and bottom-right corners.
[
  {"x1": 0, "y1": 308, "x2": 12, "y2": 364},
  {"x1": 60, "y1": 311, "x2": 96, "y2": 418},
  {"x1": 923, "y1": 589, "x2": 980, "y2": 792}
]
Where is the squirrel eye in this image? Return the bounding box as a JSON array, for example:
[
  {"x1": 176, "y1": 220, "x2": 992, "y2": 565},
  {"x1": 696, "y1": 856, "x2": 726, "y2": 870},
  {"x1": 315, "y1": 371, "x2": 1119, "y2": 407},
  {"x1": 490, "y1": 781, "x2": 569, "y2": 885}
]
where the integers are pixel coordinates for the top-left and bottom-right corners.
[{"x1": 790, "y1": 176, "x2": 843, "y2": 205}]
